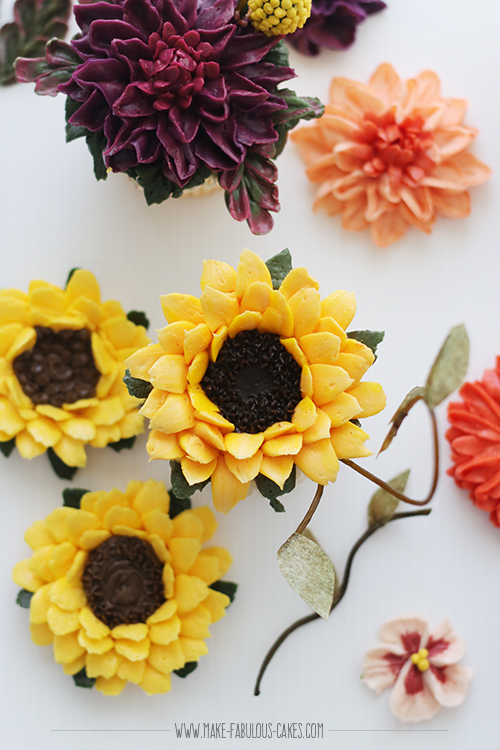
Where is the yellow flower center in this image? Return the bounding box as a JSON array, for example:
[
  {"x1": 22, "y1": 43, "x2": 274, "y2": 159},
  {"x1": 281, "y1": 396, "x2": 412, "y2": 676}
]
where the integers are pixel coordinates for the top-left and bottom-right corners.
[
  {"x1": 410, "y1": 648, "x2": 430, "y2": 672},
  {"x1": 247, "y1": 0, "x2": 311, "y2": 36}
]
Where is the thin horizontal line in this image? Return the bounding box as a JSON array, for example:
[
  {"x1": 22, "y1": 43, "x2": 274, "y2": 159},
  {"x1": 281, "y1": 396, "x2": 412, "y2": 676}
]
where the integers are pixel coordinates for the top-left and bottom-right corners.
[
  {"x1": 51, "y1": 730, "x2": 172, "y2": 733},
  {"x1": 328, "y1": 730, "x2": 448, "y2": 733}
]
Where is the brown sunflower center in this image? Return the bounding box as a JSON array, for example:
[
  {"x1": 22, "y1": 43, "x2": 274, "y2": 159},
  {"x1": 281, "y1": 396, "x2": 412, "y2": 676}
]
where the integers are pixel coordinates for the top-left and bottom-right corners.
[
  {"x1": 82, "y1": 535, "x2": 166, "y2": 629},
  {"x1": 13, "y1": 326, "x2": 100, "y2": 408},
  {"x1": 201, "y1": 330, "x2": 302, "y2": 434}
]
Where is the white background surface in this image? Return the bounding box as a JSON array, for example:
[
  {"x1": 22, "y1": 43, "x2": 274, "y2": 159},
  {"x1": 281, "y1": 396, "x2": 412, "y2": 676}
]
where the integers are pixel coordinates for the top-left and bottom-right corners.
[{"x1": 1, "y1": 1, "x2": 499, "y2": 748}]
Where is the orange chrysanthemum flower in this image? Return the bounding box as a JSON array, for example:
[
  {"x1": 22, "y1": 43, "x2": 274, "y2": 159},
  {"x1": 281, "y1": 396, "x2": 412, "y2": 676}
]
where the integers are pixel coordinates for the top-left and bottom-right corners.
[{"x1": 292, "y1": 63, "x2": 491, "y2": 247}]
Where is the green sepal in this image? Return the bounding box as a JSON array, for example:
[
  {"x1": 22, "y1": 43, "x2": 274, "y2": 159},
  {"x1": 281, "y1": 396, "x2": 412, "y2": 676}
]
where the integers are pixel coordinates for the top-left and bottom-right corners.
[
  {"x1": 265, "y1": 248, "x2": 292, "y2": 290},
  {"x1": 262, "y1": 38, "x2": 290, "y2": 70},
  {"x1": 170, "y1": 460, "x2": 209, "y2": 500},
  {"x1": 127, "y1": 310, "x2": 150, "y2": 330},
  {"x1": 174, "y1": 661, "x2": 198, "y2": 679},
  {"x1": 65, "y1": 98, "x2": 87, "y2": 143},
  {"x1": 255, "y1": 465, "x2": 296, "y2": 511},
  {"x1": 47, "y1": 448, "x2": 77, "y2": 480},
  {"x1": 65, "y1": 267, "x2": 80, "y2": 287},
  {"x1": 123, "y1": 369, "x2": 153, "y2": 400},
  {"x1": 128, "y1": 162, "x2": 211, "y2": 205},
  {"x1": 86, "y1": 131, "x2": 108, "y2": 181},
  {"x1": 16, "y1": 589, "x2": 33, "y2": 608},
  {"x1": 109, "y1": 436, "x2": 136, "y2": 452},
  {"x1": 62, "y1": 488, "x2": 89, "y2": 509},
  {"x1": 0, "y1": 438, "x2": 16, "y2": 457},
  {"x1": 72, "y1": 667, "x2": 96, "y2": 689},
  {"x1": 168, "y1": 491, "x2": 192, "y2": 519},
  {"x1": 209, "y1": 580, "x2": 237, "y2": 604},
  {"x1": 347, "y1": 330, "x2": 385, "y2": 359}
]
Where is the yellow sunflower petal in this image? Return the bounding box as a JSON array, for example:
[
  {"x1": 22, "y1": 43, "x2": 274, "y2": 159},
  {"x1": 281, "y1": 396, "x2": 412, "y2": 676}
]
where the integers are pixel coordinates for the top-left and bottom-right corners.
[
  {"x1": 174, "y1": 574, "x2": 209, "y2": 614},
  {"x1": 66, "y1": 550, "x2": 88, "y2": 585},
  {"x1": 180, "y1": 431, "x2": 219, "y2": 464},
  {"x1": 189, "y1": 506, "x2": 218, "y2": 543},
  {"x1": 0, "y1": 398, "x2": 27, "y2": 437},
  {"x1": 183, "y1": 324, "x2": 212, "y2": 364},
  {"x1": 59, "y1": 418, "x2": 97, "y2": 442},
  {"x1": 200, "y1": 259, "x2": 237, "y2": 293},
  {"x1": 195, "y1": 409, "x2": 234, "y2": 433},
  {"x1": 117, "y1": 658, "x2": 146, "y2": 684},
  {"x1": 302, "y1": 408, "x2": 332, "y2": 444},
  {"x1": 280, "y1": 267, "x2": 319, "y2": 299},
  {"x1": 147, "y1": 430, "x2": 184, "y2": 461},
  {"x1": 172, "y1": 510, "x2": 204, "y2": 540},
  {"x1": 157, "y1": 321, "x2": 195, "y2": 355},
  {"x1": 289, "y1": 287, "x2": 321, "y2": 339},
  {"x1": 211, "y1": 455, "x2": 250, "y2": 513},
  {"x1": 30, "y1": 622, "x2": 54, "y2": 646},
  {"x1": 203, "y1": 547, "x2": 232, "y2": 577},
  {"x1": 24, "y1": 521, "x2": 55, "y2": 550},
  {"x1": 262, "y1": 433, "x2": 303, "y2": 457},
  {"x1": 15, "y1": 430, "x2": 47, "y2": 460},
  {"x1": 65, "y1": 269, "x2": 101, "y2": 304},
  {"x1": 235, "y1": 250, "x2": 272, "y2": 299},
  {"x1": 138, "y1": 665, "x2": 172, "y2": 694},
  {"x1": 125, "y1": 343, "x2": 164, "y2": 379},
  {"x1": 49, "y1": 541, "x2": 77, "y2": 578},
  {"x1": 200, "y1": 287, "x2": 239, "y2": 333},
  {"x1": 35, "y1": 404, "x2": 71, "y2": 422},
  {"x1": 146, "y1": 600, "x2": 178, "y2": 625},
  {"x1": 193, "y1": 421, "x2": 225, "y2": 451},
  {"x1": 95, "y1": 675, "x2": 127, "y2": 695},
  {"x1": 160, "y1": 293, "x2": 203, "y2": 325},
  {"x1": 29, "y1": 583, "x2": 54, "y2": 623},
  {"x1": 103, "y1": 506, "x2": 141, "y2": 532},
  {"x1": 78, "y1": 630, "x2": 114, "y2": 655},
  {"x1": 179, "y1": 636, "x2": 208, "y2": 663},
  {"x1": 347, "y1": 382, "x2": 386, "y2": 417},
  {"x1": 149, "y1": 616, "x2": 181, "y2": 646},
  {"x1": 300, "y1": 331, "x2": 341, "y2": 365},
  {"x1": 149, "y1": 392, "x2": 195, "y2": 434},
  {"x1": 300, "y1": 365, "x2": 314, "y2": 398},
  {"x1": 46, "y1": 604, "x2": 81, "y2": 635},
  {"x1": 0, "y1": 322, "x2": 24, "y2": 355},
  {"x1": 321, "y1": 290, "x2": 356, "y2": 328},
  {"x1": 318, "y1": 317, "x2": 348, "y2": 344},
  {"x1": 53, "y1": 632, "x2": 86, "y2": 664},
  {"x1": 180, "y1": 604, "x2": 212, "y2": 639},
  {"x1": 336, "y1": 352, "x2": 373, "y2": 383},
  {"x1": 86, "y1": 650, "x2": 122, "y2": 679},
  {"x1": 240, "y1": 281, "x2": 272, "y2": 314},
  {"x1": 187, "y1": 351, "x2": 209, "y2": 385},
  {"x1": 115, "y1": 637, "x2": 151, "y2": 661},
  {"x1": 84, "y1": 395, "x2": 125, "y2": 426},
  {"x1": 321, "y1": 392, "x2": 362, "y2": 426},
  {"x1": 142, "y1": 509, "x2": 174, "y2": 543},
  {"x1": 52, "y1": 435, "x2": 87, "y2": 467},
  {"x1": 112, "y1": 623, "x2": 149, "y2": 641},
  {"x1": 311, "y1": 364, "x2": 354, "y2": 405},
  {"x1": 63, "y1": 655, "x2": 86, "y2": 675},
  {"x1": 44, "y1": 507, "x2": 75, "y2": 542},
  {"x1": 181, "y1": 456, "x2": 217, "y2": 485},
  {"x1": 80, "y1": 606, "x2": 110, "y2": 640},
  {"x1": 225, "y1": 451, "x2": 263, "y2": 484},
  {"x1": 49, "y1": 577, "x2": 86, "y2": 611},
  {"x1": 280, "y1": 337, "x2": 308, "y2": 368},
  {"x1": 0, "y1": 295, "x2": 28, "y2": 324},
  {"x1": 148, "y1": 640, "x2": 185, "y2": 674},
  {"x1": 202, "y1": 590, "x2": 230, "y2": 623},
  {"x1": 295, "y1": 438, "x2": 340, "y2": 484},
  {"x1": 259, "y1": 455, "x2": 294, "y2": 489},
  {"x1": 147, "y1": 533, "x2": 170, "y2": 564},
  {"x1": 291, "y1": 397, "x2": 317, "y2": 431},
  {"x1": 210, "y1": 325, "x2": 228, "y2": 361},
  {"x1": 169, "y1": 538, "x2": 202, "y2": 575},
  {"x1": 148, "y1": 354, "x2": 188, "y2": 393},
  {"x1": 65, "y1": 510, "x2": 102, "y2": 545},
  {"x1": 228, "y1": 310, "x2": 262, "y2": 337},
  {"x1": 262, "y1": 421, "x2": 295, "y2": 440},
  {"x1": 330, "y1": 422, "x2": 372, "y2": 458},
  {"x1": 225, "y1": 431, "x2": 264, "y2": 459},
  {"x1": 260, "y1": 290, "x2": 294, "y2": 337},
  {"x1": 188, "y1": 554, "x2": 220, "y2": 585},
  {"x1": 132, "y1": 480, "x2": 170, "y2": 516},
  {"x1": 6, "y1": 326, "x2": 36, "y2": 359}
]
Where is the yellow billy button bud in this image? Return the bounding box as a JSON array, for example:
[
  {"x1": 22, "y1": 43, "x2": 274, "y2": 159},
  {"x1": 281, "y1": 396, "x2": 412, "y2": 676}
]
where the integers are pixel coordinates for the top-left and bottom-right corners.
[
  {"x1": 410, "y1": 648, "x2": 430, "y2": 672},
  {"x1": 248, "y1": 0, "x2": 312, "y2": 36}
]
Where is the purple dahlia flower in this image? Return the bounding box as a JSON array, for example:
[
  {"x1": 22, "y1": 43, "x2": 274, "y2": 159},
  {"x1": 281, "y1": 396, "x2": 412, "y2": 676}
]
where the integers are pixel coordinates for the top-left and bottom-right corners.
[
  {"x1": 289, "y1": 0, "x2": 386, "y2": 56},
  {"x1": 16, "y1": 0, "x2": 323, "y2": 233}
]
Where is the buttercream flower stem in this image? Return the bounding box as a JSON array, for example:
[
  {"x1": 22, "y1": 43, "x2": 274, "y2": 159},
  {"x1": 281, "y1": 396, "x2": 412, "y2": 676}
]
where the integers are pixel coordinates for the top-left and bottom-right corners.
[
  {"x1": 342, "y1": 405, "x2": 439, "y2": 507},
  {"x1": 295, "y1": 484, "x2": 324, "y2": 535},
  {"x1": 254, "y1": 508, "x2": 431, "y2": 696}
]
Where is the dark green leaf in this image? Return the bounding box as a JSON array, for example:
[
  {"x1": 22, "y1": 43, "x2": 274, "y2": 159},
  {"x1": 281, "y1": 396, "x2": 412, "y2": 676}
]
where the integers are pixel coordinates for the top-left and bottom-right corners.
[
  {"x1": 262, "y1": 39, "x2": 290, "y2": 69},
  {"x1": 127, "y1": 310, "x2": 150, "y2": 330},
  {"x1": 379, "y1": 386, "x2": 426, "y2": 454},
  {"x1": 73, "y1": 668, "x2": 96, "y2": 689},
  {"x1": 367, "y1": 469, "x2": 410, "y2": 526},
  {"x1": 255, "y1": 465, "x2": 296, "y2": 511},
  {"x1": 350, "y1": 418, "x2": 361, "y2": 428},
  {"x1": 170, "y1": 460, "x2": 209, "y2": 500},
  {"x1": 47, "y1": 447, "x2": 77, "y2": 480},
  {"x1": 0, "y1": 438, "x2": 16, "y2": 457},
  {"x1": 123, "y1": 369, "x2": 153, "y2": 400},
  {"x1": 424, "y1": 324, "x2": 469, "y2": 410},
  {"x1": 65, "y1": 98, "x2": 87, "y2": 143},
  {"x1": 86, "y1": 131, "x2": 108, "y2": 181},
  {"x1": 347, "y1": 330, "x2": 385, "y2": 359},
  {"x1": 0, "y1": 23, "x2": 21, "y2": 85},
  {"x1": 277, "y1": 533, "x2": 335, "y2": 620},
  {"x1": 265, "y1": 248, "x2": 292, "y2": 290},
  {"x1": 15, "y1": 0, "x2": 37, "y2": 39},
  {"x1": 62, "y1": 488, "x2": 89, "y2": 509},
  {"x1": 168, "y1": 492, "x2": 191, "y2": 519},
  {"x1": 109, "y1": 436, "x2": 136, "y2": 452},
  {"x1": 209, "y1": 580, "x2": 237, "y2": 603},
  {"x1": 65, "y1": 267, "x2": 80, "y2": 287},
  {"x1": 174, "y1": 661, "x2": 198, "y2": 678},
  {"x1": 16, "y1": 589, "x2": 33, "y2": 608}
]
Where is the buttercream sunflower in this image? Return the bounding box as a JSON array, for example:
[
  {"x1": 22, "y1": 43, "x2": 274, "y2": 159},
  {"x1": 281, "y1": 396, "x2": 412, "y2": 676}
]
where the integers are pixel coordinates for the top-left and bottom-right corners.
[
  {"x1": 0, "y1": 270, "x2": 150, "y2": 474},
  {"x1": 13, "y1": 479, "x2": 234, "y2": 695},
  {"x1": 125, "y1": 249, "x2": 386, "y2": 513}
]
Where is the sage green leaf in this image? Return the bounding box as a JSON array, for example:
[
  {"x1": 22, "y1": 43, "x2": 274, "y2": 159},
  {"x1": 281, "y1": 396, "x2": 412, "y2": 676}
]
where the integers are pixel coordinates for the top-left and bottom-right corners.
[
  {"x1": 367, "y1": 469, "x2": 410, "y2": 526},
  {"x1": 123, "y1": 369, "x2": 153, "y2": 399},
  {"x1": 277, "y1": 532, "x2": 335, "y2": 619},
  {"x1": 255, "y1": 465, "x2": 296, "y2": 511},
  {"x1": 347, "y1": 330, "x2": 385, "y2": 359},
  {"x1": 108, "y1": 436, "x2": 136, "y2": 452},
  {"x1": 16, "y1": 589, "x2": 33, "y2": 608},
  {"x1": 0, "y1": 438, "x2": 16, "y2": 457},
  {"x1": 127, "y1": 310, "x2": 150, "y2": 330},
  {"x1": 170, "y1": 460, "x2": 209, "y2": 499},
  {"x1": 73, "y1": 667, "x2": 95, "y2": 689},
  {"x1": 379, "y1": 386, "x2": 426, "y2": 454},
  {"x1": 168, "y1": 491, "x2": 191, "y2": 519},
  {"x1": 209, "y1": 580, "x2": 238, "y2": 603},
  {"x1": 174, "y1": 661, "x2": 198, "y2": 679},
  {"x1": 62, "y1": 488, "x2": 89, "y2": 509},
  {"x1": 47, "y1": 447, "x2": 77, "y2": 480},
  {"x1": 86, "y1": 131, "x2": 108, "y2": 181},
  {"x1": 424, "y1": 324, "x2": 469, "y2": 410},
  {"x1": 265, "y1": 248, "x2": 292, "y2": 290}
]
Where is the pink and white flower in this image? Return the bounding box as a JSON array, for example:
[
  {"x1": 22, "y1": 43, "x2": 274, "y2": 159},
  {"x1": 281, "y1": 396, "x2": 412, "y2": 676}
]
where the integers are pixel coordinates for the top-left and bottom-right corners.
[{"x1": 362, "y1": 616, "x2": 472, "y2": 722}]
